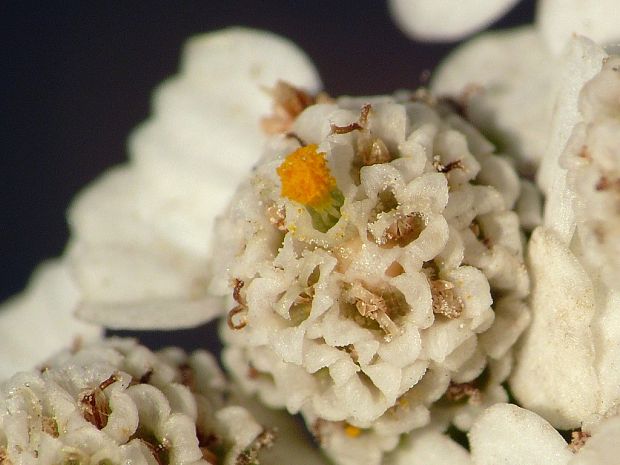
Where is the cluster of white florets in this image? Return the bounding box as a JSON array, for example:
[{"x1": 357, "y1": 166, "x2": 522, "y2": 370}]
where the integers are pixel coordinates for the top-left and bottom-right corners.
[
  {"x1": 564, "y1": 56, "x2": 620, "y2": 291},
  {"x1": 0, "y1": 339, "x2": 274, "y2": 465},
  {"x1": 210, "y1": 86, "x2": 530, "y2": 464}
]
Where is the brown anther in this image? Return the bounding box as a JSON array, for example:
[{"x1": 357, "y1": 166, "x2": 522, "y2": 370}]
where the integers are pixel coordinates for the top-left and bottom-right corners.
[
  {"x1": 266, "y1": 204, "x2": 287, "y2": 232},
  {"x1": 232, "y1": 279, "x2": 246, "y2": 305},
  {"x1": 331, "y1": 121, "x2": 363, "y2": 135},
  {"x1": 357, "y1": 133, "x2": 392, "y2": 167},
  {"x1": 42, "y1": 416, "x2": 59, "y2": 438},
  {"x1": 236, "y1": 429, "x2": 276, "y2": 465},
  {"x1": 434, "y1": 157, "x2": 464, "y2": 174},
  {"x1": 446, "y1": 382, "x2": 481, "y2": 404},
  {"x1": 346, "y1": 282, "x2": 401, "y2": 341},
  {"x1": 261, "y1": 81, "x2": 316, "y2": 134},
  {"x1": 227, "y1": 305, "x2": 248, "y2": 330},
  {"x1": 378, "y1": 213, "x2": 426, "y2": 248},
  {"x1": 430, "y1": 279, "x2": 464, "y2": 319},
  {"x1": 80, "y1": 389, "x2": 109, "y2": 429},
  {"x1": 569, "y1": 430, "x2": 591, "y2": 453},
  {"x1": 330, "y1": 104, "x2": 371, "y2": 135},
  {"x1": 99, "y1": 373, "x2": 119, "y2": 391}
]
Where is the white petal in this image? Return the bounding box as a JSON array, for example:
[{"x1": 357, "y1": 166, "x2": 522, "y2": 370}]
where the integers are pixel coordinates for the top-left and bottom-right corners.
[
  {"x1": 389, "y1": 0, "x2": 520, "y2": 41},
  {"x1": 469, "y1": 404, "x2": 572, "y2": 465},
  {"x1": 68, "y1": 28, "x2": 321, "y2": 329},
  {"x1": 76, "y1": 296, "x2": 224, "y2": 330},
  {"x1": 537, "y1": 0, "x2": 620, "y2": 56},
  {"x1": 432, "y1": 27, "x2": 556, "y2": 174},
  {"x1": 386, "y1": 429, "x2": 471, "y2": 465},
  {"x1": 510, "y1": 228, "x2": 600, "y2": 428},
  {"x1": 0, "y1": 260, "x2": 101, "y2": 380},
  {"x1": 537, "y1": 37, "x2": 607, "y2": 241}
]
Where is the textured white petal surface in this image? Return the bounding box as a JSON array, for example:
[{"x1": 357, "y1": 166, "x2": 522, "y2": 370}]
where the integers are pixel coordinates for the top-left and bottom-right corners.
[
  {"x1": 68, "y1": 28, "x2": 321, "y2": 329},
  {"x1": 469, "y1": 404, "x2": 572, "y2": 465},
  {"x1": 386, "y1": 429, "x2": 471, "y2": 465},
  {"x1": 432, "y1": 27, "x2": 555, "y2": 175},
  {"x1": 510, "y1": 228, "x2": 599, "y2": 428},
  {"x1": 389, "y1": 0, "x2": 519, "y2": 41},
  {"x1": 538, "y1": 37, "x2": 607, "y2": 234},
  {"x1": 537, "y1": 0, "x2": 620, "y2": 56},
  {"x1": 0, "y1": 260, "x2": 101, "y2": 380}
]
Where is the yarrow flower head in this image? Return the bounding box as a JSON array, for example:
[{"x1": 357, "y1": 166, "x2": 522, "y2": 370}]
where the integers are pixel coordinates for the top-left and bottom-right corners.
[
  {"x1": 0, "y1": 338, "x2": 283, "y2": 465},
  {"x1": 210, "y1": 85, "x2": 531, "y2": 465}
]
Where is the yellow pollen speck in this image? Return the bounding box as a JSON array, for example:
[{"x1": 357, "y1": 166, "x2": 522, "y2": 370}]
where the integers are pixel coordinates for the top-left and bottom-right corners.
[
  {"x1": 277, "y1": 144, "x2": 336, "y2": 208},
  {"x1": 344, "y1": 424, "x2": 362, "y2": 438}
]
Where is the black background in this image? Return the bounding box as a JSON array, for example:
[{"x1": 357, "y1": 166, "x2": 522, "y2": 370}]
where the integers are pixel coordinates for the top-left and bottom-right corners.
[{"x1": 1, "y1": 1, "x2": 535, "y2": 351}]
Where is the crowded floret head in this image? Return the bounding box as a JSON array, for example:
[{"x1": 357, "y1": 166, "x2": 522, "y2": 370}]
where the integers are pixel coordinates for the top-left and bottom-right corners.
[
  {"x1": 0, "y1": 339, "x2": 278, "y2": 465},
  {"x1": 210, "y1": 84, "x2": 530, "y2": 465}
]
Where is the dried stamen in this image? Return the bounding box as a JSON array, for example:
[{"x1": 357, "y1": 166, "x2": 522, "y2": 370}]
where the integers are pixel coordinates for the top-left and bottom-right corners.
[
  {"x1": 445, "y1": 381, "x2": 481, "y2": 404},
  {"x1": 228, "y1": 280, "x2": 249, "y2": 330},
  {"x1": 345, "y1": 282, "x2": 402, "y2": 341},
  {"x1": 80, "y1": 389, "x2": 109, "y2": 430},
  {"x1": 430, "y1": 279, "x2": 464, "y2": 319},
  {"x1": 569, "y1": 430, "x2": 591, "y2": 453},
  {"x1": 266, "y1": 204, "x2": 287, "y2": 232},
  {"x1": 236, "y1": 429, "x2": 276, "y2": 465},
  {"x1": 433, "y1": 156, "x2": 464, "y2": 174},
  {"x1": 41, "y1": 416, "x2": 59, "y2": 438},
  {"x1": 330, "y1": 104, "x2": 371, "y2": 135},
  {"x1": 261, "y1": 81, "x2": 316, "y2": 134},
  {"x1": 377, "y1": 213, "x2": 426, "y2": 248},
  {"x1": 357, "y1": 135, "x2": 391, "y2": 167},
  {"x1": 227, "y1": 306, "x2": 248, "y2": 330}
]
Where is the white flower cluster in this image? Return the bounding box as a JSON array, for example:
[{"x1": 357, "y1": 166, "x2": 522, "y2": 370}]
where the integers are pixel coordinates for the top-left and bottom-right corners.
[
  {"x1": 0, "y1": 339, "x2": 276, "y2": 465},
  {"x1": 212, "y1": 90, "x2": 530, "y2": 464}
]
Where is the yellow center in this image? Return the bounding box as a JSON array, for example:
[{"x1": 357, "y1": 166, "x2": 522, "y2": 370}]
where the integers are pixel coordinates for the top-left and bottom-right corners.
[{"x1": 277, "y1": 144, "x2": 336, "y2": 208}]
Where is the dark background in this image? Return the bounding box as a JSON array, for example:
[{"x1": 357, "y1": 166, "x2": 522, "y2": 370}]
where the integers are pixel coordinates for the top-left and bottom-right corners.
[{"x1": 1, "y1": 1, "x2": 535, "y2": 350}]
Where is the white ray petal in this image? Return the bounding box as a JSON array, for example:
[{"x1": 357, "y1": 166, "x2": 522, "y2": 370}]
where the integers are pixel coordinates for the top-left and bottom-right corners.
[
  {"x1": 537, "y1": 0, "x2": 620, "y2": 56},
  {"x1": 469, "y1": 404, "x2": 572, "y2": 465},
  {"x1": 389, "y1": 0, "x2": 520, "y2": 41},
  {"x1": 0, "y1": 260, "x2": 102, "y2": 380}
]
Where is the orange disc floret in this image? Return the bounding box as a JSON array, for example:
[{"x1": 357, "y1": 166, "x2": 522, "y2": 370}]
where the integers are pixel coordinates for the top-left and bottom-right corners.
[{"x1": 277, "y1": 144, "x2": 336, "y2": 208}]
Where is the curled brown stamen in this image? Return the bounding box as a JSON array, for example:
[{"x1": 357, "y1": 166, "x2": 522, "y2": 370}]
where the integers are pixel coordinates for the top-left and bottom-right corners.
[
  {"x1": 227, "y1": 305, "x2": 248, "y2": 330},
  {"x1": 330, "y1": 104, "x2": 371, "y2": 134}
]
